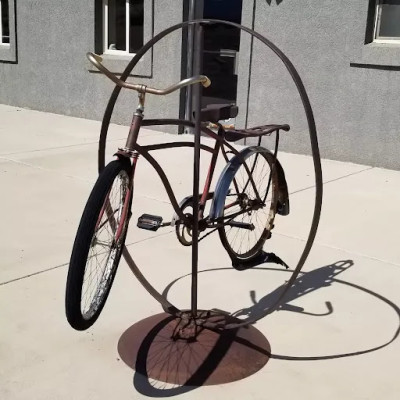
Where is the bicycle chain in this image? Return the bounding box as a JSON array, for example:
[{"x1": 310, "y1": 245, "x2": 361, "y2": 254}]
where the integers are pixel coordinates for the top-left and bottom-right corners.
[{"x1": 197, "y1": 226, "x2": 219, "y2": 242}]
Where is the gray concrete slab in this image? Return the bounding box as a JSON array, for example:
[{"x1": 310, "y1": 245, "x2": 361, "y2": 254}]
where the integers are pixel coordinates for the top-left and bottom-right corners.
[
  {"x1": 0, "y1": 104, "x2": 163, "y2": 156},
  {"x1": 1, "y1": 105, "x2": 399, "y2": 399},
  {"x1": 1, "y1": 237, "x2": 399, "y2": 400},
  {"x1": 276, "y1": 166, "x2": 400, "y2": 265}
]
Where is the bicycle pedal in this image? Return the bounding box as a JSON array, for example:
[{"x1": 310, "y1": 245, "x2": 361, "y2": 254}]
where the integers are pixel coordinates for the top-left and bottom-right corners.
[{"x1": 137, "y1": 214, "x2": 163, "y2": 231}]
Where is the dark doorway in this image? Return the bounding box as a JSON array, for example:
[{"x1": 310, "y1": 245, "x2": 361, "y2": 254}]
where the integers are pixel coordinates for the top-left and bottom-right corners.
[{"x1": 201, "y1": 0, "x2": 243, "y2": 109}]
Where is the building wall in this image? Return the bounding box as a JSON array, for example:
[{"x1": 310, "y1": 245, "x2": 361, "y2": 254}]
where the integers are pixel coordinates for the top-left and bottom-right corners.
[
  {"x1": 0, "y1": 0, "x2": 184, "y2": 131},
  {"x1": 237, "y1": 0, "x2": 400, "y2": 170},
  {"x1": 1, "y1": 0, "x2": 399, "y2": 170}
]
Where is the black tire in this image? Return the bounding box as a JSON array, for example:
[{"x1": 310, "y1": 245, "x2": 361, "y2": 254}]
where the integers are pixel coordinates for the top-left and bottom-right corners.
[
  {"x1": 66, "y1": 158, "x2": 132, "y2": 330},
  {"x1": 218, "y1": 147, "x2": 279, "y2": 261}
]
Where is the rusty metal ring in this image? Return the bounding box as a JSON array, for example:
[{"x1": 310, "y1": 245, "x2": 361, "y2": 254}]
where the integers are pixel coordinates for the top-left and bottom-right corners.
[{"x1": 97, "y1": 19, "x2": 323, "y2": 329}]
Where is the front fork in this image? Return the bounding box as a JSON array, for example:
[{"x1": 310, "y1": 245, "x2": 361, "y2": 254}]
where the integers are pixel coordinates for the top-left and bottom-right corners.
[
  {"x1": 113, "y1": 153, "x2": 138, "y2": 242},
  {"x1": 113, "y1": 95, "x2": 144, "y2": 241}
]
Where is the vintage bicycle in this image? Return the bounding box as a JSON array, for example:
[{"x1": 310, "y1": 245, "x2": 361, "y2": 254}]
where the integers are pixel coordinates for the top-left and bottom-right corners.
[{"x1": 65, "y1": 20, "x2": 322, "y2": 333}]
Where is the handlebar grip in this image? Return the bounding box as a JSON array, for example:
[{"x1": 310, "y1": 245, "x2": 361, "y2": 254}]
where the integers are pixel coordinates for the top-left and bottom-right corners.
[
  {"x1": 87, "y1": 52, "x2": 112, "y2": 79},
  {"x1": 202, "y1": 76, "x2": 211, "y2": 88},
  {"x1": 90, "y1": 52, "x2": 103, "y2": 64},
  {"x1": 86, "y1": 52, "x2": 142, "y2": 91}
]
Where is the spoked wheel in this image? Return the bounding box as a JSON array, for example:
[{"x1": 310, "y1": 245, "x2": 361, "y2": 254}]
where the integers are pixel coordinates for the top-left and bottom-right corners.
[
  {"x1": 217, "y1": 147, "x2": 279, "y2": 261},
  {"x1": 66, "y1": 158, "x2": 132, "y2": 330}
]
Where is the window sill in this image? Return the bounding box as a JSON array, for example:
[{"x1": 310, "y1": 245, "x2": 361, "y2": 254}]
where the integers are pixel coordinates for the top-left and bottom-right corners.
[
  {"x1": 352, "y1": 42, "x2": 400, "y2": 68},
  {"x1": 0, "y1": 0, "x2": 17, "y2": 63},
  {"x1": 0, "y1": 44, "x2": 16, "y2": 63},
  {"x1": 87, "y1": 52, "x2": 152, "y2": 78}
]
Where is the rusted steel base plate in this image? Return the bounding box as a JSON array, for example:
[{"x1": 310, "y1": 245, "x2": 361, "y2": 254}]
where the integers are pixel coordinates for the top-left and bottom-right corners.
[{"x1": 117, "y1": 312, "x2": 271, "y2": 386}]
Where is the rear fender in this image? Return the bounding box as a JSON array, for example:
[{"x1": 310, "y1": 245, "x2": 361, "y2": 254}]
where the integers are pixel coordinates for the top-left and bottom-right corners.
[
  {"x1": 210, "y1": 146, "x2": 289, "y2": 219},
  {"x1": 275, "y1": 159, "x2": 290, "y2": 216}
]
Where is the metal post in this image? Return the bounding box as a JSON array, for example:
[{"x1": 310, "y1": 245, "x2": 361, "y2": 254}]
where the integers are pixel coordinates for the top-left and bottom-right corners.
[
  {"x1": 190, "y1": 22, "x2": 204, "y2": 317},
  {"x1": 184, "y1": 0, "x2": 204, "y2": 133},
  {"x1": 183, "y1": 0, "x2": 196, "y2": 133}
]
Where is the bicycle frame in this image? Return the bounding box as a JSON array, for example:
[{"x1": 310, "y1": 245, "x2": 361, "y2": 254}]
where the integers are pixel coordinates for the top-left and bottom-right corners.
[
  {"x1": 66, "y1": 19, "x2": 322, "y2": 334},
  {"x1": 113, "y1": 98, "x2": 280, "y2": 233}
]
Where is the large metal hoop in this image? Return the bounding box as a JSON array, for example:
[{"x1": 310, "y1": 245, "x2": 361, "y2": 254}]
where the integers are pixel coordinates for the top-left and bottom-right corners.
[{"x1": 98, "y1": 19, "x2": 323, "y2": 328}]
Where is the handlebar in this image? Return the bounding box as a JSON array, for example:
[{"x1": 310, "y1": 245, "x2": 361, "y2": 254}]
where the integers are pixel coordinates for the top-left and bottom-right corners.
[{"x1": 87, "y1": 52, "x2": 211, "y2": 95}]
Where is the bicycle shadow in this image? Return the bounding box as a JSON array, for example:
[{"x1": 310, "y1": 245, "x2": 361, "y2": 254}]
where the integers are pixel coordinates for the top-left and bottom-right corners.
[
  {"x1": 118, "y1": 259, "x2": 400, "y2": 396},
  {"x1": 230, "y1": 258, "x2": 400, "y2": 361},
  {"x1": 118, "y1": 312, "x2": 271, "y2": 397},
  {"x1": 231, "y1": 259, "x2": 353, "y2": 320},
  {"x1": 266, "y1": 0, "x2": 285, "y2": 5},
  {"x1": 161, "y1": 257, "x2": 400, "y2": 362}
]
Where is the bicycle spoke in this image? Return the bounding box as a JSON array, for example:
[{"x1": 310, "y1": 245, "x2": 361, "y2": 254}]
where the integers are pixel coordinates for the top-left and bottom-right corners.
[
  {"x1": 80, "y1": 170, "x2": 129, "y2": 318},
  {"x1": 219, "y1": 150, "x2": 277, "y2": 259}
]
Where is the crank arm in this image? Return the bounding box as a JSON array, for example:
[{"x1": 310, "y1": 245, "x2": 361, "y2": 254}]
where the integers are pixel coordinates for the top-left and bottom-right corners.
[{"x1": 227, "y1": 221, "x2": 255, "y2": 230}]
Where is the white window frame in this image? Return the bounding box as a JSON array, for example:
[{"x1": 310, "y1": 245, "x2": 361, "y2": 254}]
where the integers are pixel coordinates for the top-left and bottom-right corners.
[
  {"x1": 103, "y1": 0, "x2": 142, "y2": 56},
  {"x1": 373, "y1": 0, "x2": 400, "y2": 44},
  {"x1": 0, "y1": 0, "x2": 10, "y2": 47}
]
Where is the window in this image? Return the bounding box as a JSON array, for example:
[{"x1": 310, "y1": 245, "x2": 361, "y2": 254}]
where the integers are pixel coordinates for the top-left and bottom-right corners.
[
  {"x1": 103, "y1": 0, "x2": 144, "y2": 55},
  {"x1": 0, "y1": 0, "x2": 15, "y2": 62},
  {"x1": 373, "y1": 0, "x2": 400, "y2": 43},
  {"x1": 92, "y1": 0, "x2": 152, "y2": 76},
  {"x1": 0, "y1": 0, "x2": 10, "y2": 46}
]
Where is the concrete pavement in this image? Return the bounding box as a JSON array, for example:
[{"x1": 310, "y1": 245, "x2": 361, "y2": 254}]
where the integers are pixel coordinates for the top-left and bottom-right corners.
[{"x1": 0, "y1": 104, "x2": 399, "y2": 399}]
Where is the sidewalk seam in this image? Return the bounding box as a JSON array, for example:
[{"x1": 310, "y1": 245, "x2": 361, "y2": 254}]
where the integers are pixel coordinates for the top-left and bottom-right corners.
[
  {"x1": 288, "y1": 166, "x2": 374, "y2": 197},
  {"x1": 0, "y1": 230, "x2": 174, "y2": 287},
  {"x1": 2, "y1": 157, "x2": 375, "y2": 201},
  {"x1": 0, "y1": 156, "x2": 94, "y2": 183},
  {"x1": 275, "y1": 232, "x2": 400, "y2": 268},
  {"x1": 0, "y1": 131, "x2": 164, "y2": 157}
]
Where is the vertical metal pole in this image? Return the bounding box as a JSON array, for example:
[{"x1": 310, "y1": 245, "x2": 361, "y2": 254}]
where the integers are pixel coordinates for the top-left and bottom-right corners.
[
  {"x1": 190, "y1": 23, "x2": 203, "y2": 317},
  {"x1": 183, "y1": 0, "x2": 196, "y2": 133},
  {"x1": 0, "y1": 5, "x2": 3, "y2": 45}
]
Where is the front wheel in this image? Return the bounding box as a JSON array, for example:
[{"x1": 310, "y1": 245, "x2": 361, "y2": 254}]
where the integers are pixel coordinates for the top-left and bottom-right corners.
[
  {"x1": 65, "y1": 158, "x2": 132, "y2": 330},
  {"x1": 216, "y1": 147, "x2": 279, "y2": 262}
]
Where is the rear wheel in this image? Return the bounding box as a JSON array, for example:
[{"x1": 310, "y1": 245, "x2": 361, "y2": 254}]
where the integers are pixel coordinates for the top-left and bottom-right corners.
[
  {"x1": 218, "y1": 147, "x2": 279, "y2": 261},
  {"x1": 65, "y1": 158, "x2": 132, "y2": 330}
]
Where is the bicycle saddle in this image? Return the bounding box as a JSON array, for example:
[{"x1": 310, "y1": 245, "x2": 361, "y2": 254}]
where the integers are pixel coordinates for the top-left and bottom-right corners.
[{"x1": 197, "y1": 103, "x2": 239, "y2": 123}]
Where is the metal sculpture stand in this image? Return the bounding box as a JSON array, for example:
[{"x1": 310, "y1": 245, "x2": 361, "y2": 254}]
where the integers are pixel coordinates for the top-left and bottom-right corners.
[
  {"x1": 117, "y1": 313, "x2": 271, "y2": 391},
  {"x1": 98, "y1": 20, "x2": 323, "y2": 387}
]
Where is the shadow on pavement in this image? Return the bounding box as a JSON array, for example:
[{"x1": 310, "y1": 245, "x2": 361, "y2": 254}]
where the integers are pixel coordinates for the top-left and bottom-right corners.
[
  {"x1": 163, "y1": 259, "x2": 400, "y2": 361},
  {"x1": 118, "y1": 259, "x2": 400, "y2": 396},
  {"x1": 232, "y1": 259, "x2": 353, "y2": 319},
  {"x1": 118, "y1": 312, "x2": 271, "y2": 397}
]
